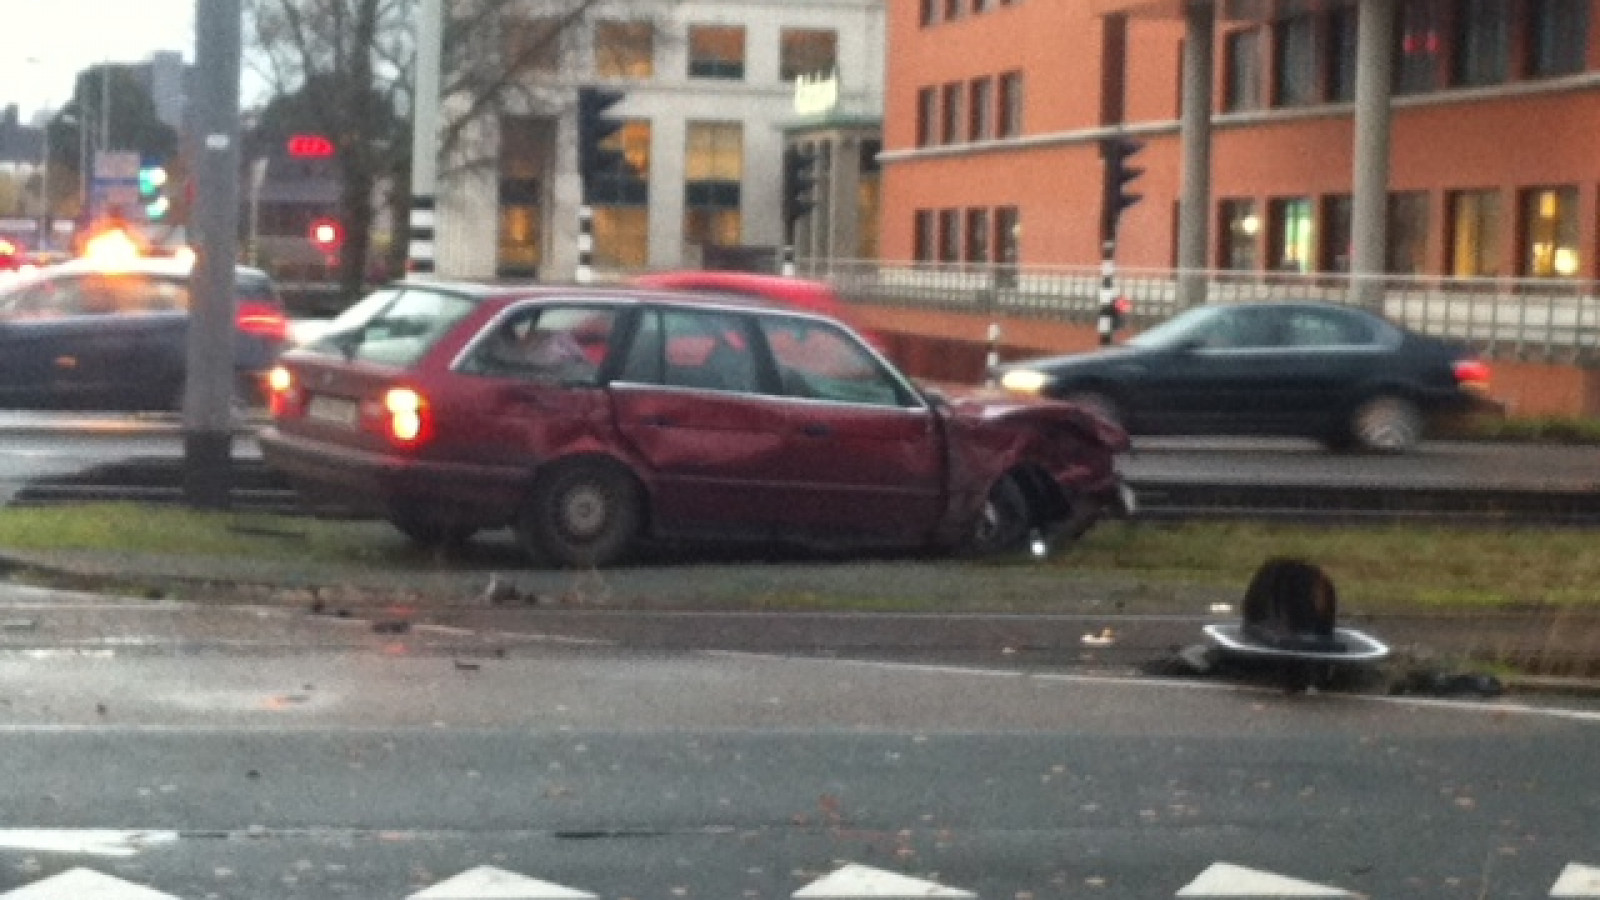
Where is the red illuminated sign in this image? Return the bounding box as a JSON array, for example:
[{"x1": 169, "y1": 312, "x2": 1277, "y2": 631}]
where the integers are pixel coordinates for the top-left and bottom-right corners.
[{"x1": 287, "y1": 134, "x2": 335, "y2": 158}]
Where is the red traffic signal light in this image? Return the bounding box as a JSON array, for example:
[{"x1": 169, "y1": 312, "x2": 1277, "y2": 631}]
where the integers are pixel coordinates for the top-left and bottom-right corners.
[
  {"x1": 288, "y1": 134, "x2": 335, "y2": 158},
  {"x1": 309, "y1": 217, "x2": 343, "y2": 251}
]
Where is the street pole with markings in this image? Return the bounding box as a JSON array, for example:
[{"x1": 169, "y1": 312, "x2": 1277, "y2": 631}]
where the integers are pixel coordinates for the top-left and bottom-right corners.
[{"x1": 184, "y1": 0, "x2": 242, "y2": 508}]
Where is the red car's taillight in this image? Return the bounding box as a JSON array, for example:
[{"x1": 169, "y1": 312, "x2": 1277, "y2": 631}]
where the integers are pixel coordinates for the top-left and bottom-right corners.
[
  {"x1": 238, "y1": 302, "x2": 289, "y2": 342},
  {"x1": 381, "y1": 387, "x2": 433, "y2": 446},
  {"x1": 266, "y1": 366, "x2": 301, "y2": 418},
  {"x1": 1453, "y1": 358, "x2": 1491, "y2": 392}
]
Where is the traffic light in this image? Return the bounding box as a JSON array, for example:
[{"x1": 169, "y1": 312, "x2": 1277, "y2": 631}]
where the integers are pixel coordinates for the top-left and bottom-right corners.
[
  {"x1": 783, "y1": 145, "x2": 817, "y2": 230},
  {"x1": 576, "y1": 87, "x2": 625, "y2": 203},
  {"x1": 309, "y1": 217, "x2": 343, "y2": 254},
  {"x1": 1099, "y1": 137, "x2": 1145, "y2": 241},
  {"x1": 138, "y1": 164, "x2": 170, "y2": 221}
]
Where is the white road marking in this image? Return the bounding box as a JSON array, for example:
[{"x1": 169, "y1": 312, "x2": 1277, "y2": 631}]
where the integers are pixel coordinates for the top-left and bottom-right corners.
[
  {"x1": 1552, "y1": 863, "x2": 1600, "y2": 897},
  {"x1": 0, "y1": 866, "x2": 181, "y2": 899},
  {"x1": 793, "y1": 862, "x2": 975, "y2": 898},
  {"x1": 408, "y1": 865, "x2": 597, "y2": 899},
  {"x1": 0, "y1": 829, "x2": 179, "y2": 858},
  {"x1": 1175, "y1": 862, "x2": 1353, "y2": 897}
]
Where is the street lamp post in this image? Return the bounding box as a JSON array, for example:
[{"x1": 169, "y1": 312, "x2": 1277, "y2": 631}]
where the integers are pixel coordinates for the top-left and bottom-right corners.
[{"x1": 25, "y1": 58, "x2": 51, "y2": 251}]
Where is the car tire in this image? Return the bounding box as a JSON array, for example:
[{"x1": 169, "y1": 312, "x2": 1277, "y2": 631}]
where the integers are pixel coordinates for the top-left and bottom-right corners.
[
  {"x1": 1349, "y1": 394, "x2": 1423, "y2": 453},
  {"x1": 965, "y1": 475, "x2": 1032, "y2": 557},
  {"x1": 1061, "y1": 390, "x2": 1124, "y2": 430},
  {"x1": 390, "y1": 514, "x2": 478, "y2": 549},
  {"x1": 518, "y1": 460, "x2": 642, "y2": 568}
]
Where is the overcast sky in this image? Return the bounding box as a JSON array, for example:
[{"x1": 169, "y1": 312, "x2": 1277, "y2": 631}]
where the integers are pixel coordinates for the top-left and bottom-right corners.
[{"x1": 3, "y1": 0, "x2": 197, "y2": 122}]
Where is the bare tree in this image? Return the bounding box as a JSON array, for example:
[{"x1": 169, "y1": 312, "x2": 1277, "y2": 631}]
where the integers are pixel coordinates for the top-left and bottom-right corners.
[{"x1": 244, "y1": 0, "x2": 663, "y2": 297}]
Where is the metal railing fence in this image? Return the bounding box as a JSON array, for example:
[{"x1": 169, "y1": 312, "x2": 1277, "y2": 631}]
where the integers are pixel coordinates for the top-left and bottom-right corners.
[{"x1": 798, "y1": 259, "x2": 1600, "y2": 364}]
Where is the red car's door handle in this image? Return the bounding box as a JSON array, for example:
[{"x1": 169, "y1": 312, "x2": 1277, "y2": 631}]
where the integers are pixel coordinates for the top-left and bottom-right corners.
[
  {"x1": 641, "y1": 415, "x2": 675, "y2": 428},
  {"x1": 800, "y1": 422, "x2": 832, "y2": 438}
]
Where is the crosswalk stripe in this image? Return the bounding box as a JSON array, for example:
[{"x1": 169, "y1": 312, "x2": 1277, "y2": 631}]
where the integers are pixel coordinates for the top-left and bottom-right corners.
[
  {"x1": 1175, "y1": 863, "x2": 1353, "y2": 897},
  {"x1": 1552, "y1": 863, "x2": 1600, "y2": 897},
  {"x1": 407, "y1": 866, "x2": 597, "y2": 899},
  {"x1": 793, "y1": 863, "x2": 975, "y2": 899},
  {"x1": 0, "y1": 867, "x2": 182, "y2": 900}
]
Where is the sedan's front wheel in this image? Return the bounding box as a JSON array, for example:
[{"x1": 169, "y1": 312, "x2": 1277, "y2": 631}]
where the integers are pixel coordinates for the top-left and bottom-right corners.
[
  {"x1": 517, "y1": 461, "x2": 642, "y2": 568},
  {"x1": 964, "y1": 475, "x2": 1032, "y2": 557}
]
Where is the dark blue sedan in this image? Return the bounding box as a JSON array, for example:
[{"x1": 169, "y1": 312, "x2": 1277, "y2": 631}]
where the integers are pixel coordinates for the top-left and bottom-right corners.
[
  {"x1": 996, "y1": 302, "x2": 1494, "y2": 452},
  {"x1": 0, "y1": 258, "x2": 289, "y2": 411}
]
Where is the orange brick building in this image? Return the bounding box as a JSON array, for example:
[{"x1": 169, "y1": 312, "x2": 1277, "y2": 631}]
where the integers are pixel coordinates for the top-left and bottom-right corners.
[{"x1": 882, "y1": 0, "x2": 1600, "y2": 288}]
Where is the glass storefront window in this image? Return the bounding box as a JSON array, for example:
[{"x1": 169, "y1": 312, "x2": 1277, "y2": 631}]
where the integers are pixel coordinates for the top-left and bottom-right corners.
[
  {"x1": 1269, "y1": 197, "x2": 1313, "y2": 272},
  {"x1": 1219, "y1": 199, "x2": 1259, "y2": 271},
  {"x1": 1387, "y1": 191, "x2": 1431, "y2": 275},
  {"x1": 1521, "y1": 186, "x2": 1581, "y2": 278},
  {"x1": 1449, "y1": 189, "x2": 1503, "y2": 278}
]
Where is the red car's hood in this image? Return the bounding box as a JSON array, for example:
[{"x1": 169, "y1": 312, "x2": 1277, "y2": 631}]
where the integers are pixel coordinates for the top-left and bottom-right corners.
[{"x1": 938, "y1": 384, "x2": 1131, "y2": 452}]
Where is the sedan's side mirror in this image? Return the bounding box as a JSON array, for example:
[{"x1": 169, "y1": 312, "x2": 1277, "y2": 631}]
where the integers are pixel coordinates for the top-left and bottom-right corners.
[{"x1": 920, "y1": 384, "x2": 950, "y2": 409}]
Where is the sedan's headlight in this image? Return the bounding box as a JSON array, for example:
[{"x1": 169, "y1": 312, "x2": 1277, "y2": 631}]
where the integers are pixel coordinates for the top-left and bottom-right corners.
[{"x1": 1000, "y1": 368, "x2": 1050, "y2": 394}]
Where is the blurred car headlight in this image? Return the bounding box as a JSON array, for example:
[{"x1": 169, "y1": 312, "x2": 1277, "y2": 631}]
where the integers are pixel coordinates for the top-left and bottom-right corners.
[{"x1": 1000, "y1": 368, "x2": 1050, "y2": 394}]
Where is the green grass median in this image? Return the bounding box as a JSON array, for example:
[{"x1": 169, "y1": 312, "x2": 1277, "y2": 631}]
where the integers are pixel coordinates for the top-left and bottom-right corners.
[{"x1": 0, "y1": 503, "x2": 1591, "y2": 613}]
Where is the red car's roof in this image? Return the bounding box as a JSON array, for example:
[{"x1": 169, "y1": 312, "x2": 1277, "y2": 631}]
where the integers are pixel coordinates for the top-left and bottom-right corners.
[{"x1": 629, "y1": 270, "x2": 849, "y2": 316}]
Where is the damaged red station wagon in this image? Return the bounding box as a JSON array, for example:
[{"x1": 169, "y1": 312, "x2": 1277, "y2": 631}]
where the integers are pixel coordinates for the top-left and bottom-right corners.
[{"x1": 258, "y1": 282, "x2": 1133, "y2": 567}]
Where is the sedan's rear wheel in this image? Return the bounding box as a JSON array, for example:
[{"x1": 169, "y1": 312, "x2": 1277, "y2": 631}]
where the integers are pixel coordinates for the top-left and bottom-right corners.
[
  {"x1": 517, "y1": 461, "x2": 642, "y2": 568},
  {"x1": 1350, "y1": 394, "x2": 1423, "y2": 453},
  {"x1": 965, "y1": 475, "x2": 1032, "y2": 557}
]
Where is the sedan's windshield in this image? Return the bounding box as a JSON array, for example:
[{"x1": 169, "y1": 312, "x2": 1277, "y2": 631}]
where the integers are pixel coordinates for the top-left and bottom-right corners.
[{"x1": 305, "y1": 286, "x2": 480, "y2": 366}]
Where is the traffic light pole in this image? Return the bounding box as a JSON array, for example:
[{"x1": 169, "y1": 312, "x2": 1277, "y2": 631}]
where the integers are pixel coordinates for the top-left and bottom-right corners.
[
  {"x1": 1097, "y1": 240, "x2": 1117, "y2": 347},
  {"x1": 184, "y1": 0, "x2": 242, "y2": 508},
  {"x1": 576, "y1": 204, "x2": 594, "y2": 284},
  {"x1": 408, "y1": 0, "x2": 443, "y2": 276}
]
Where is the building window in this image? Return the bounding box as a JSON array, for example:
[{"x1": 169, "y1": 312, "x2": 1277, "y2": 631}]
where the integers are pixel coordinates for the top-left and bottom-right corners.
[
  {"x1": 916, "y1": 87, "x2": 938, "y2": 147},
  {"x1": 683, "y1": 122, "x2": 742, "y2": 250},
  {"x1": 938, "y1": 209, "x2": 960, "y2": 262},
  {"x1": 1273, "y1": 9, "x2": 1320, "y2": 107},
  {"x1": 595, "y1": 21, "x2": 653, "y2": 80},
  {"x1": 1529, "y1": 0, "x2": 1590, "y2": 77},
  {"x1": 1225, "y1": 28, "x2": 1263, "y2": 112},
  {"x1": 501, "y1": 15, "x2": 561, "y2": 75},
  {"x1": 944, "y1": 0, "x2": 962, "y2": 22},
  {"x1": 1328, "y1": 7, "x2": 1358, "y2": 102},
  {"x1": 1454, "y1": 0, "x2": 1510, "y2": 87},
  {"x1": 997, "y1": 71, "x2": 1024, "y2": 138},
  {"x1": 497, "y1": 117, "x2": 547, "y2": 279},
  {"x1": 688, "y1": 25, "x2": 744, "y2": 80},
  {"x1": 1219, "y1": 199, "x2": 1259, "y2": 271},
  {"x1": 968, "y1": 77, "x2": 993, "y2": 141},
  {"x1": 589, "y1": 119, "x2": 650, "y2": 269},
  {"x1": 1388, "y1": 191, "x2": 1431, "y2": 275},
  {"x1": 973, "y1": 0, "x2": 992, "y2": 12},
  {"x1": 965, "y1": 208, "x2": 990, "y2": 262},
  {"x1": 914, "y1": 210, "x2": 935, "y2": 262},
  {"x1": 940, "y1": 82, "x2": 964, "y2": 145},
  {"x1": 1321, "y1": 195, "x2": 1352, "y2": 272},
  {"x1": 1521, "y1": 186, "x2": 1581, "y2": 278},
  {"x1": 1269, "y1": 197, "x2": 1313, "y2": 272},
  {"x1": 1396, "y1": 0, "x2": 1445, "y2": 94},
  {"x1": 1448, "y1": 189, "x2": 1502, "y2": 278},
  {"x1": 995, "y1": 206, "x2": 1020, "y2": 265},
  {"x1": 780, "y1": 29, "x2": 837, "y2": 81},
  {"x1": 920, "y1": 0, "x2": 937, "y2": 27}
]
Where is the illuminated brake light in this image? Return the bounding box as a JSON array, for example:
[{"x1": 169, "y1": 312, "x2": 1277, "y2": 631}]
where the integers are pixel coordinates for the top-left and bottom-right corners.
[
  {"x1": 266, "y1": 366, "x2": 298, "y2": 418},
  {"x1": 384, "y1": 387, "x2": 431, "y2": 445},
  {"x1": 237, "y1": 302, "x2": 289, "y2": 342},
  {"x1": 1453, "y1": 358, "x2": 1491, "y2": 392}
]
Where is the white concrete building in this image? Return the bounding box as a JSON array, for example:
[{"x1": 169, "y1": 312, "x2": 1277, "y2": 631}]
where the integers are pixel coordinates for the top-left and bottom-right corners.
[{"x1": 433, "y1": 0, "x2": 885, "y2": 282}]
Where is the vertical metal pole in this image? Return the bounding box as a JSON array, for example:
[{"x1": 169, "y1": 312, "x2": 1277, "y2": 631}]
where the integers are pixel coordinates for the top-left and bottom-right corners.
[
  {"x1": 99, "y1": 64, "x2": 110, "y2": 152},
  {"x1": 984, "y1": 320, "x2": 1001, "y2": 387},
  {"x1": 1098, "y1": 240, "x2": 1117, "y2": 346},
  {"x1": 184, "y1": 0, "x2": 242, "y2": 508},
  {"x1": 1176, "y1": 0, "x2": 1215, "y2": 309},
  {"x1": 408, "y1": 0, "x2": 443, "y2": 275},
  {"x1": 576, "y1": 204, "x2": 594, "y2": 283},
  {"x1": 38, "y1": 117, "x2": 50, "y2": 249},
  {"x1": 1350, "y1": 0, "x2": 1396, "y2": 311},
  {"x1": 781, "y1": 242, "x2": 795, "y2": 277}
]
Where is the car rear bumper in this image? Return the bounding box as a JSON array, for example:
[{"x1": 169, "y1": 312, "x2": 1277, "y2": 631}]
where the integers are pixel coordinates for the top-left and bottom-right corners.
[{"x1": 258, "y1": 426, "x2": 532, "y2": 522}]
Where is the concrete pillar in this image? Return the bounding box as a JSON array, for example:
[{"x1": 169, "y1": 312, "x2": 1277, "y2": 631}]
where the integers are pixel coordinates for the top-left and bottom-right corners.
[
  {"x1": 1176, "y1": 1, "x2": 1216, "y2": 309},
  {"x1": 1349, "y1": 0, "x2": 1396, "y2": 310}
]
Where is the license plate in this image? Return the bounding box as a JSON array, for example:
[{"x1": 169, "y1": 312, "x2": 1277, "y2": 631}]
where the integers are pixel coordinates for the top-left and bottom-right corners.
[{"x1": 307, "y1": 394, "x2": 359, "y2": 427}]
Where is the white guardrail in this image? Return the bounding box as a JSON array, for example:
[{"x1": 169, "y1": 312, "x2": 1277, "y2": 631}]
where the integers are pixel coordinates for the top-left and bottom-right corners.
[{"x1": 802, "y1": 260, "x2": 1600, "y2": 364}]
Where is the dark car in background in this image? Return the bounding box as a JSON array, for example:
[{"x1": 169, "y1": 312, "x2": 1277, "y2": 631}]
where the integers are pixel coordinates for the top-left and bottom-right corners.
[
  {"x1": 258, "y1": 281, "x2": 1131, "y2": 567},
  {"x1": 0, "y1": 258, "x2": 290, "y2": 411},
  {"x1": 996, "y1": 301, "x2": 1493, "y2": 452}
]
